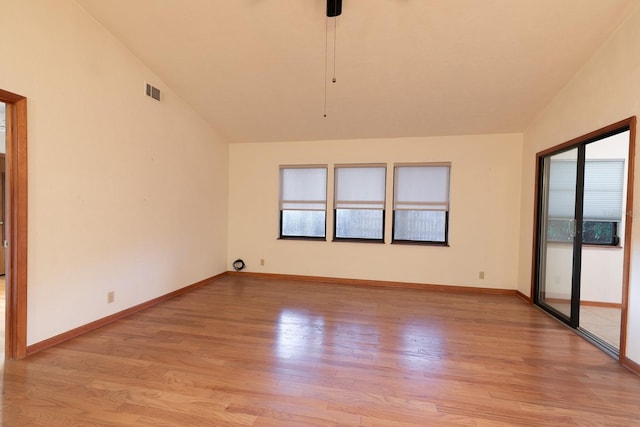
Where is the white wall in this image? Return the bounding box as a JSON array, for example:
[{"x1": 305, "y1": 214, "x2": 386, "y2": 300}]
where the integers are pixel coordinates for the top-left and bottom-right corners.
[
  {"x1": 518, "y1": 4, "x2": 640, "y2": 363},
  {"x1": 545, "y1": 245, "x2": 624, "y2": 304},
  {"x1": 229, "y1": 134, "x2": 522, "y2": 289},
  {"x1": 0, "y1": 0, "x2": 229, "y2": 345}
]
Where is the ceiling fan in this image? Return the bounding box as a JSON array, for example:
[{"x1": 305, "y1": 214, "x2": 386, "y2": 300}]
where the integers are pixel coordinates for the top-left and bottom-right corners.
[{"x1": 327, "y1": 0, "x2": 342, "y2": 17}]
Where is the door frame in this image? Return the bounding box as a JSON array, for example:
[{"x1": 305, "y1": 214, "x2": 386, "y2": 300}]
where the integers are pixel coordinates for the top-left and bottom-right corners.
[
  {"x1": 530, "y1": 116, "x2": 636, "y2": 364},
  {"x1": 0, "y1": 88, "x2": 28, "y2": 359}
]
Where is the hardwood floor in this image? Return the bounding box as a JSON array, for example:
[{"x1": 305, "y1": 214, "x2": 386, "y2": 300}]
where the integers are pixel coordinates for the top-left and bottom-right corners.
[{"x1": 1, "y1": 275, "x2": 640, "y2": 426}]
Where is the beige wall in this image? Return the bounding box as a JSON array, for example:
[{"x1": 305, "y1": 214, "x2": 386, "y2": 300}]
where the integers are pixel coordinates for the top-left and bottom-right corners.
[
  {"x1": 229, "y1": 134, "x2": 522, "y2": 289},
  {"x1": 0, "y1": 0, "x2": 229, "y2": 345},
  {"x1": 518, "y1": 5, "x2": 640, "y2": 362}
]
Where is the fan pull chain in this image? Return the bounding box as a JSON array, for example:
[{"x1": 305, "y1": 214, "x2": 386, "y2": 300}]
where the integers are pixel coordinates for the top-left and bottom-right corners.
[
  {"x1": 324, "y1": 16, "x2": 329, "y2": 117},
  {"x1": 323, "y1": 0, "x2": 341, "y2": 118}
]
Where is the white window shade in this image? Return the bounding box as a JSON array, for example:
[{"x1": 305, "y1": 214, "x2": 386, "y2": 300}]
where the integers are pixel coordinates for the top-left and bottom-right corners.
[
  {"x1": 547, "y1": 160, "x2": 576, "y2": 219},
  {"x1": 280, "y1": 167, "x2": 327, "y2": 210},
  {"x1": 548, "y1": 159, "x2": 624, "y2": 221},
  {"x1": 335, "y1": 166, "x2": 386, "y2": 209},
  {"x1": 584, "y1": 160, "x2": 624, "y2": 221},
  {"x1": 394, "y1": 165, "x2": 450, "y2": 210}
]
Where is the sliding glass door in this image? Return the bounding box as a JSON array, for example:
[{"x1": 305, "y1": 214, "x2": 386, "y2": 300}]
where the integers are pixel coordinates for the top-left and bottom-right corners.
[
  {"x1": 536, "y1": 148, "x2": 581, "y2": 326},
  {"x1": 534, "y1": 123, "x2": 632, "y2": 357}
]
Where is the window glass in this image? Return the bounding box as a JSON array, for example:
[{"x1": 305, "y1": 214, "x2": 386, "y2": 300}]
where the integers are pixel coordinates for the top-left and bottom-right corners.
[
  {"x1": 335, "y1": 209, "x2": 383, "y2": 239},
  {"x1": 393, "y1": 210, "x2": 446, "y2": 242},
  {"x1": 281, "y1": 210, "x2": 326, "y2": 238}
]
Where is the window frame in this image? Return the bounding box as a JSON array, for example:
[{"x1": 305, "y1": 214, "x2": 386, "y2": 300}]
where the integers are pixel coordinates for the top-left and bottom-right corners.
[
  {"x1": 278, "y1": 165, "x2": 328, "y2": 241},
  {"x1": 392, "y1": 163, "x2": 451, "y2": 246},
  {"x1": 333, "y1": 164, "x2": 387, "y2": 243}
]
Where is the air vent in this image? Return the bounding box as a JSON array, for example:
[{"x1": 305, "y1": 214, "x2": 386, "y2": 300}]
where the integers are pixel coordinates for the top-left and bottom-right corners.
[{"x1": 145, "y1": 82, "x2": 161, "y2": 101}]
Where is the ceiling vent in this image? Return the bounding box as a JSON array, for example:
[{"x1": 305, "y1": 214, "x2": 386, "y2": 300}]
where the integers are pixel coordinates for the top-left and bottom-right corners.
[{"x1": 145, "y1": 82, "x2": 161, "y2": 101}]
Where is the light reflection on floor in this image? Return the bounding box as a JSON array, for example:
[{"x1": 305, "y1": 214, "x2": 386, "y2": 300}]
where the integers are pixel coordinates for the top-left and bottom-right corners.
[
  {"x1": 400, "y1": 323, "x2": 444, "y2": 369},
  {"x1": 274, "y1": 308, "x2": 445, "y2": 374},
  {"x1": 275, "y1": 309, "x2": 325, "y2": 359}
]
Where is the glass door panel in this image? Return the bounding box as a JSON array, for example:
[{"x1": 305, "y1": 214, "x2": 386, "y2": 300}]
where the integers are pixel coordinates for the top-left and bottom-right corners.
[
  {"x1": 537, "y1": 148, "x2": 578, "y2": 321},
  {"x1": 577, "y1": 134, "x2": 628, "y2": 352}
]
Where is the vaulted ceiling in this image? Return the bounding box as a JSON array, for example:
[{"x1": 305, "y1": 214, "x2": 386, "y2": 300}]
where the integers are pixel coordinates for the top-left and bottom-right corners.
[{"x1": 76, "y1": 0, "x2": 639, "y2": 143}]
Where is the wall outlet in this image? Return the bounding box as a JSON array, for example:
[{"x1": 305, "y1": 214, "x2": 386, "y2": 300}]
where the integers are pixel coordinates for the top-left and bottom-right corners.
[
  {"x1": 107, "y1": 291, "x2": 115, "y2": 303},
  {"x1": 260, "y1": 258, "x2": 265, "y2": 266},
  {"x1": 479, "y1": 271, "x2": 485, "y2": 280}
]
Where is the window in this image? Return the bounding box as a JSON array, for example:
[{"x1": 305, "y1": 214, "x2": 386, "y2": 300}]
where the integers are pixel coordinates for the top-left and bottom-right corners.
[
  {"x1": 279, "y1": 166, "x2": 327, "y2": 239},
  {"x1": 334, "y1": 165, "x2": 386, "y2": 241},
  {"x1": 547, "y1": 159, "x2": 624, "y2": 246},
  {"x1": 393, "y1": 164, "x2": 450, "y2": 244},
  {"x1": 547, "y1": 219, "x2": 619, "y2": 245}
]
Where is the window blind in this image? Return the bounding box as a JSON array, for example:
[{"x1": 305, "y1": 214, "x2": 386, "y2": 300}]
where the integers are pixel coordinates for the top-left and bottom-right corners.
[
  {"x1": 335, "y1": 166, "x2": 386, "y2": 209},
  {"x1": 280, "y1": 167, "x2": 327, "y2": 211},
  {"x1": 584, "y1": 160, "x2": 625, "y2": 221},
  {"x1": 548, "y1": 159, "x2": 624, "y2": 221},
  {"x1": 394, "y1": 165, "x2": 450, "y2": 211}
]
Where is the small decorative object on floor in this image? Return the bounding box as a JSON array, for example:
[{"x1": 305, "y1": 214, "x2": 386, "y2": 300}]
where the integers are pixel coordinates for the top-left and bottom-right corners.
[{"x1": 232, "y1": 259, "x2": 245, "y2": 271}]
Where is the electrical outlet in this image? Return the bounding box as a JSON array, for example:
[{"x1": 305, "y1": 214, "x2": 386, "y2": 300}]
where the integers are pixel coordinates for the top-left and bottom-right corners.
[
  {"x1": 479, "y1": 271, "x2": 485, "y2": 280},
  {"x1": 260, "y1": 258, "x2": 265, "y2": 266},
  {"x1": 107, "y1": 291, "x2": 115, "y2": 303}
]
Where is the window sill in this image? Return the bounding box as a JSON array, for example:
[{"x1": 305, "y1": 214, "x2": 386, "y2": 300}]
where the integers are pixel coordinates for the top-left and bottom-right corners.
[
  {"x1": 392, "y1": 240, "x2": 449, "y2": 247},
  {"x1": 332, "y1": 238, "x2": 385, "y2": 244},
  {"x1": 546, "y1": 241, "x2": 621, "y2": 249},
  {"x1": 583, "y1": 244, "x2": 622, "y2": 249},
  {"x1": 278, "y1": 236, "x2": 327, "y2": 242}
]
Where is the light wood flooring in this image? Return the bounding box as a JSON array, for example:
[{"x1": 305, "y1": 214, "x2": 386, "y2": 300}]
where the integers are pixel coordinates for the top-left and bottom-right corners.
[{"x1": 1, "y1": 275, "x2": 640, "y2": 426}]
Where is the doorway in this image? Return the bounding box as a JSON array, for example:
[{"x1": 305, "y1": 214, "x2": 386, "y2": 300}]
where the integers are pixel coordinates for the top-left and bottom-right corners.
[
  {"x1": 0, "y1": 88, "x2": 28, "y2": 360},
  {"x1": 534, "y1": 118, "x2": 635, "y2": 359},
  {"x1": 0, "y1": 104, "x2": 5, "y2": 357}
]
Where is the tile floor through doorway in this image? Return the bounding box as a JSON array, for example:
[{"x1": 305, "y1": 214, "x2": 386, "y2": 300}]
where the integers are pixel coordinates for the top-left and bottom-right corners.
[{"x1": 580, "y1": 305, "x2": 621, "y2": 349}]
